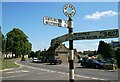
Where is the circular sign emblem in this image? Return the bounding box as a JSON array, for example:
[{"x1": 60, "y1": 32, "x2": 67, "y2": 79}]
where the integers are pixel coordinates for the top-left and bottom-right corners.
[{"x1": 63, "y1": 4, "x2": 76, "y2": 18}]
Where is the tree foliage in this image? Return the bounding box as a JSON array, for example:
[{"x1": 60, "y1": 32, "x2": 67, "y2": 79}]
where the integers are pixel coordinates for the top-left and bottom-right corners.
[
  {"x1": 0, "y1": 29, "x2": 5, "y2": 52},
  {"x1": 2, "y1": 34, "x2": 5, "y2": 51},
  {"x1": 97, "y1": 40, "x2": 114, "y2": 58},
  {"x1": 6, "y1": 28, "x2": 32, "y2": 58},
  {"x1": 29, "y1": 49, "x2": 47, "y2": 62},
  {"x1": 115, "y1": 48, "x2": 120, "y2": 68}
]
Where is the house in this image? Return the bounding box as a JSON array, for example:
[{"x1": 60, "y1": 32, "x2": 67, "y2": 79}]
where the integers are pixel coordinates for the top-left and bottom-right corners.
[{"x1": 47, "y1": 44, "x2": 78, "y2": 63}]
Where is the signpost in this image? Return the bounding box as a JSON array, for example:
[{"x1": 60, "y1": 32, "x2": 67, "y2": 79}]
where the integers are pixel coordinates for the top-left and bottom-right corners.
[
  {"x1": 44, "y1": 16, "x2": 68, "y2": 28},
  {"x1": 51, "y1": 33, "x2": 73, "y2": 46},
  {"x1": 44, "y1": 4, "x2": 75, "y2": 82},
  {"x1": 51, "y1": 29, "x2": 119, "y2": 45},
  {"x1": 73, "y1": 29, "x2": 119, "y2": 40},
  {"x1": 44, "y1": 3, "x2": 119, "y2": 82}
]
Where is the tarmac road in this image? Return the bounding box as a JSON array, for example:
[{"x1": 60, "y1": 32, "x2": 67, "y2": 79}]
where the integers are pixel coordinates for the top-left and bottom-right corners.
[{"x1": 1, "y1": 58, "x2": 118, "y2": 82}]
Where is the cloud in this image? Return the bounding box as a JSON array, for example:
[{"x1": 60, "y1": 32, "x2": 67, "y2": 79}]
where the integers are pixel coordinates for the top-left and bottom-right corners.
[{"x1": 85, "y1": 10, "x2": 118, "y2": 20}]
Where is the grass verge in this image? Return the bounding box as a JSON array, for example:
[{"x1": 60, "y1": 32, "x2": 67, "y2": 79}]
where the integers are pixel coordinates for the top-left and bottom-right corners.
[{"x1": 0, "y1": 58, "x2": 20, "y2": 70}]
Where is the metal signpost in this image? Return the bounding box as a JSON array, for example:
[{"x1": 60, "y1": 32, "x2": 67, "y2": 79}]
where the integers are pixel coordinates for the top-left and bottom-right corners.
[
  {"x1": 63, "y1": 4, "x2": 75, "y2": 82},
  {"x1": 73, "y1": 29, "x2": 119, "y2": 40},
  {"x1": 44, "y1": 4, "x2": 119, "y2": 82},
  {"x1": 44, "y1": 4, "x2": 75, "y2": 82},
  {"x1": 44, "y1": 16, "x2": 68, "y2": 28},
  {"x1": 51, "y1": 29, "x2": 119, "y2": 46},
  {"x1": 51, "y1": 33, "x2": 73, "y2": 46}
]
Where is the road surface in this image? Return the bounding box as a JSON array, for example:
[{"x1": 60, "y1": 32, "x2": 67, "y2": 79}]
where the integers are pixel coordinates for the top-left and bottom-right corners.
[{"x1": 1, "y1": 58, "x2": 118, "y2": 82}]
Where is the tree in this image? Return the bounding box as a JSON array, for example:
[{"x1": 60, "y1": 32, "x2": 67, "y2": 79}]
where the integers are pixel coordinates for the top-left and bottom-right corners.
[
  {"x1": 115, "y1": 48, "x2": 120, "y2": 68},
  {"x1": 29, "y1": 51, "x2": 35, "y2": 58},
  {"x1": 97, "y1": 40, "x2": 114, "y2": 58},
  {"x1": 6, "y1": 28, "x2": 32, "y2": 59},
  {"x1": 2, "y1": 34, "x2": 5, "y2": 52},
  {"x1": 35, "y1": 50, "x2": 41, "y2": 59},
  {"x1": 41, "y1": 49, "x2": 47, "y2": 62},
  {"x1": 0, "y1": 27, "x2": 5, "y2": 52}
]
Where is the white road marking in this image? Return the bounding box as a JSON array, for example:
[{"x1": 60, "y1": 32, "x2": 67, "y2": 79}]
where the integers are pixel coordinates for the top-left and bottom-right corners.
[
  {"x1": 61, "y1": 72, "x2": 66, "y2": 75},
  {"x1": 50, "y1": 70, "x2": 56, "y2": 73},
  {"x1": 6, "y1": 70, "x2": 29, "y2": 74},
  {"x1": 37, "y1": 72, "x2": 48, "y2": 75},
  {"x1": 16, "y1": 62, "x2": 107, "y2": 81},
  {"x1": 66, "y1": 73, "x2": 69, "y2": 75},
  {"x1": 58, "y1": 72, "x2": 62, "y2": 74},
  {"x1": 100, "y1": 79, "x2": 106, "y2": 80},
  {"x1": 46, "y1": 70, "x2": 50, "y2": 72},
  {"x1": 91, "y1": 77, "x2": 99, "y2": 80},
  {"x1": 2, "y1": 74, "x2": 26, "y2": 79}
]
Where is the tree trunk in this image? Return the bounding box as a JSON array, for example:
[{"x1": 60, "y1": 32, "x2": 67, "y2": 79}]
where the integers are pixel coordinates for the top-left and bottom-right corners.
[{"x1": 21, "y1": 55, "x2": 25, "y2": 61}]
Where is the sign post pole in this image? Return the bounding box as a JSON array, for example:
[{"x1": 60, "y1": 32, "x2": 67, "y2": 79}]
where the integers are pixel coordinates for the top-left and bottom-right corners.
[
  {"x1": 63, "y1": 4, "x2": 75, "y2": 82},
  {"x1": 44, "y1": 3, "x2": 119, "y2": 82},
  {"x1": 44, "y1": 4, "x2": 76, "y2": 82},
  {"x1": 68, "y1": 17, "x2": 74, "y2": 82}
]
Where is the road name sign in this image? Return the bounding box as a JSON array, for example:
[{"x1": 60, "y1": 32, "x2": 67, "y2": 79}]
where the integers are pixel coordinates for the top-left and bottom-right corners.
[
  {"x1": 51, "y1": 33, "x2": 73, "y2": 46},
  {"x1": 73, "y1": 29, "x2": 119, "y2": 40},
  {"x1": 51, "y1": 29, "x2": 119, "y2": 46},
  {"x1": 43, "y1": 16, "x2": 68, "y2": 28}
]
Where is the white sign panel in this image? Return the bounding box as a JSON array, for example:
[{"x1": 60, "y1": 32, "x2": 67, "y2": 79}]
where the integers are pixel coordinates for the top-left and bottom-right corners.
[
  {"x1": 43, "y1": 16, "x2": 68, "y2": 28},
  {"x1": 73, "y1": 29, "x2": 119, "y2": 40}
]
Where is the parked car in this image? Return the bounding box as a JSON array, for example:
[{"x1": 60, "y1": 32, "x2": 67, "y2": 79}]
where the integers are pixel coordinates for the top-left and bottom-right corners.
[
  {"x1": 81, "y1": 59, "x2": 105, "y2": 69},
  {"x1": 49, "y1": 58, "x2": 62, "y2": 65},
  {"x1": 104, "y1": 58, "x2": 117, "y2": 64},
  {"x1": 32, "y1": 57, "x2": 41, "y2": 63},
  {"x1": 97, "y1": 59, "x2": 107, "y2": 64}
]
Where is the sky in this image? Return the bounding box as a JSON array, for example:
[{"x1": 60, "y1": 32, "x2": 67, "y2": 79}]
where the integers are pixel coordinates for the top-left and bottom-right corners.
[
  {"x1": 1, "y1": 1, "x2": 120, "y2": 52},
  {"x1": 1, "y1": 0, "x2": 120, "y2": 2}
]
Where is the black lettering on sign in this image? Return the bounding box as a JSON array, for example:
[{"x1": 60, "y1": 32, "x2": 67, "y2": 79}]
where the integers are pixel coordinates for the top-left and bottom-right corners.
[{"x1": 107, "y1": 31, "x2": 117, "y2": 36}]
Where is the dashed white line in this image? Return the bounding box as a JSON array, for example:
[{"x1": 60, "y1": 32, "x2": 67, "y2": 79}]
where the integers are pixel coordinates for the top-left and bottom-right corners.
[
  {"x1": 50, "y1": 70, "x2": 56, "y2": 73},
  {"x1": 2, "y1": 74, "x2": 26, "y2": 79},
  {"x1": 58, "y1": 71, "x2": 62, "y2": 74},
  {"x1": 6, "y1": 70, "x2": 29, "y2": 74},
  {"x1": 61, "y1": 72, "x2": 66, "y2": 75},
  {"x1": 15, "y1": 62, "x2": 107, "y2": 81},
  {"x1": 91, "y1": 77, "x2": 99, "y2": 80},
  {"x1": 99, "y1": 79, "x2": 106, "y2": 80},
  {"x1": 66, "y1": 73, "x2": 69, "y2": 75},
  {"x1": 37, "y1": 72, "x2": 48, "y2": 75},
  {"x1": 84, "y1": 76, "x2": 90, "y2": 79},
  {"x1": 46, "y1": 70, "x2": 50, "y2": 72}
]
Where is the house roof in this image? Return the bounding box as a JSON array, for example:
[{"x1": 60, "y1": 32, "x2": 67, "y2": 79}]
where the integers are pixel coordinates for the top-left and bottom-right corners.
[
  {"x1": 47, "y1": 43, "x2": 78, "y2": 56},
  {"x1": 47, "y1": 44, "x2": 60, "y2": 52}
]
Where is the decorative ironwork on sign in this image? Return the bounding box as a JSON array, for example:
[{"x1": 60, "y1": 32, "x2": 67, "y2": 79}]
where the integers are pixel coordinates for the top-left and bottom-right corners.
[{"x1": 63, "y1": 4, "x2": 76, "y2": 18}]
